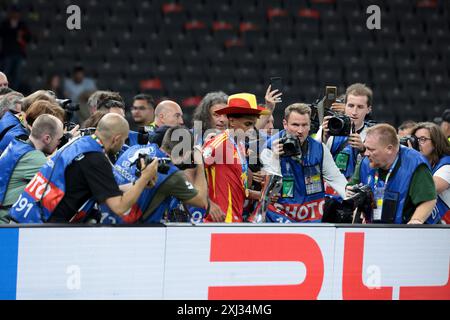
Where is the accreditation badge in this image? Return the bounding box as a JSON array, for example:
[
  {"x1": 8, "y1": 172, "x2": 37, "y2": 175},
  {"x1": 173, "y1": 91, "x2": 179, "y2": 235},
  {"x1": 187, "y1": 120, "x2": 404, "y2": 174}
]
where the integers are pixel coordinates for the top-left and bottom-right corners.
[
  {"x1": 373, "y1": 186, "x2": 385, "y2": 221},
  {"x1": 282, "y1": 176, "x2": 294, "y2": 198},
  {"x1": 304, "y1": 165, "x2": 323, "y2": 195},
  {"x1": 335, "y1": 152, "x2": 349, "y2": 172}
]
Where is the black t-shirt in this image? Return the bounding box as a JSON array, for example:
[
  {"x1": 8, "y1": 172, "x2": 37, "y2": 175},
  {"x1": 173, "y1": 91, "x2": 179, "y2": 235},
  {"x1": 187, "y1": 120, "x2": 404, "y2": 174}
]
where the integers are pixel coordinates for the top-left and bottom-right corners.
[{"x1": 49, "y1": 152, "x2": 123, "y2": 222}]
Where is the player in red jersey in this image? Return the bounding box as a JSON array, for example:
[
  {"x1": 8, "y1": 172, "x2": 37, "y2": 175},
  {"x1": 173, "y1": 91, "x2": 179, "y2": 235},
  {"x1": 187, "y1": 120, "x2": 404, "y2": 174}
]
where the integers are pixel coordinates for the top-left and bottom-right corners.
[{"x1": 202, "y1": 93, "x2": 269, "y2": 222}]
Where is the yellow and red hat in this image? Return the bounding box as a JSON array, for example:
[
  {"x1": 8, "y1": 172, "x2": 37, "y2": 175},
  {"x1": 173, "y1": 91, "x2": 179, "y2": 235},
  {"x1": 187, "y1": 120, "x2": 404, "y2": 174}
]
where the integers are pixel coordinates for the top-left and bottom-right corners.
[{"x1": 215, "y1": 93, "x2": 270, "y2": 116}]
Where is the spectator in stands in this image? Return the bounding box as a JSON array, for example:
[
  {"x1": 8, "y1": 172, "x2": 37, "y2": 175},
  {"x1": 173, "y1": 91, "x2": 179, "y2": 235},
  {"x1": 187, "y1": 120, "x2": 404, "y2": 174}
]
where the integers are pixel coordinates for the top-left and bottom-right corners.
[
  {"x1": 0, "y1": 114, "x2": 64, "y2": 223},
  {"x1": 440, "y1": 109, "x2": 450, "y2": 140},
  {"x1": 64, "y1": 65, "x2": 97, "y2": 103},
  {"x1": 0, "y1": 90, "x2": 23, "y2": 118},
  {"x1": 411, "y1": 122, "x2": 450, "y2": 223},
  {"x1": 9, "y1": 113, "x2": 159, "y2": 223},
  {"x1": 150, "y1": 100, "x2": 184, "y2": 131},
  {"x1": 0, "y1": 6, "x2": 30, "y2": 90},
  {"x1": 264, "y1": 103, "x2": 348, "y2": 223},
  {"x1": 130, "y1": 94, "x2": 155, "y2": 131},
  {"x1": 192, "y1": 91, "x2": 228, "y2": 145},
  {"x1": 0, "y1": 72, "x2": 9, "y2": 89},
  {"x1": 347, "y1": 124, "x2": 436, "y2": 224},
  {"x1": 100, "y1": 126, "x2": 208, "y2": 224},
  {"x1": 398, "y1": 120, "x2": 417, "y2": 138},
  {"x1": 318, "y1": 83, "x2": 374, "y2": 180},
  {"x1": 202, "y1": 93, "x2": 269, "y2": 222},
  {"x1": 44, "y1": 74, "x2": 64, "y2": 98}
]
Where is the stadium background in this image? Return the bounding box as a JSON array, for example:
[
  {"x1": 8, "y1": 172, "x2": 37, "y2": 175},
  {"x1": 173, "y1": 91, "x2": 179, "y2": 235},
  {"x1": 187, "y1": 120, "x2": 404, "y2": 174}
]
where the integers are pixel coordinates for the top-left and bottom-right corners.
[{"x1": 1, "y1": 0, "x2": 449, "y2": 127}]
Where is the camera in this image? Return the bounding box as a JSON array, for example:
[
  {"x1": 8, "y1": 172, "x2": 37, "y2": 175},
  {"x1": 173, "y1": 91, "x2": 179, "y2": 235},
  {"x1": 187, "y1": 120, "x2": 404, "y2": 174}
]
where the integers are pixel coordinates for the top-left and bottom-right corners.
[
  {"x1": 322, "y1": 184, "x2": 375, "y2": 223},
  {"x1": 135, "y1": 153, "x2": 171, "y2": 176},
  {"x1": 399, "y1": 135, "x2": 419, "y2": 151},
  {"x1": 56, "y1": 98, "x2": 80, "y2": 112},
  {"x1": 280, "y1": 132, "x2": 301, "y2": 157},
  {"x1": 79, "y1": 127, "x2": 96, "y2": 136},
  {"x1": 327, "y1": 111, "x2": 352, "y2": 136}
]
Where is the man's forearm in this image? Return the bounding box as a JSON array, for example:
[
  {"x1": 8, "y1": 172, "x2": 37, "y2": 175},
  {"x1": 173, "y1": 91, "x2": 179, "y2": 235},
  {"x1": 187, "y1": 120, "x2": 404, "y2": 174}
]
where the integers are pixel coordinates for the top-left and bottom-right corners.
[
  {"x1": 410, "y1": 199, "x2": 437, "y2": 223},
  {"x1": 193, "y1": 164, "x2": 208, "y2": 206},
  {"x1": 111, "y1": 177, "x2": 149, "y2": 215}
]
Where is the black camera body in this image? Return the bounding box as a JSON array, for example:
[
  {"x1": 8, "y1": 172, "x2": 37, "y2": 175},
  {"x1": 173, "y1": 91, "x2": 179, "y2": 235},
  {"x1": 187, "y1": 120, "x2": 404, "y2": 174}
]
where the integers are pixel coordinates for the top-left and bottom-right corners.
[
  {"x1": 280, "y1": 133, "x2": 302, "y2": 157},
  {"x1": 322, "y1": 184, "x2": 375, "y2": 223},
  {"x1": 135, "y1": 153, "x2": 171, "y2": 177},
  {"x1": 328, "y1": 112, "x2": 352, "y2": 136},
  {"x1": 79, "y1": 127, "x2": 96, "y2": 136},
  {"x1": 399, "y1": 135, "x2": 419, "y2": 151},
  {"x1": 56, "y1": 98, "x2": 80, "y2": 112}
]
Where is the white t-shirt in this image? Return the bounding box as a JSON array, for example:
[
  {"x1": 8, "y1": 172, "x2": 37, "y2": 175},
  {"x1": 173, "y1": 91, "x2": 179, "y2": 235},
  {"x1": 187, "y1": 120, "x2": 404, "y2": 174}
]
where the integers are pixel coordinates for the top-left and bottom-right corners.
[{"x1": 434, "y1": 164, "x2": 450, "y2": 207}]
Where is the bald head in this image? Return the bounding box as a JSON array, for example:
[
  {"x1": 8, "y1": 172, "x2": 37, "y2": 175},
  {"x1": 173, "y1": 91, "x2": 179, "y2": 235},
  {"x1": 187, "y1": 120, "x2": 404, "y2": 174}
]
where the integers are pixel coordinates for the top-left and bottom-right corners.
[
  {"x1": 154, "y1": 100, "x2": 184, "y2": 127},
  {"x1": 96, "y1": 113, "x2": 129, "y2": 140},
  {"x1": 0, "y1": 72, "x2": 8, "y2": 88}
]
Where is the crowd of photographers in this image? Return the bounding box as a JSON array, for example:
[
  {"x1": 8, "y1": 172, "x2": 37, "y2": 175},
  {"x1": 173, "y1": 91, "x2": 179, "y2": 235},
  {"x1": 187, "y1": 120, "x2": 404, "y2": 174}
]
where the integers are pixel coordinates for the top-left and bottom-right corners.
[{"x1": 0, "y1": 68, "x2": 449, "y2": 225}]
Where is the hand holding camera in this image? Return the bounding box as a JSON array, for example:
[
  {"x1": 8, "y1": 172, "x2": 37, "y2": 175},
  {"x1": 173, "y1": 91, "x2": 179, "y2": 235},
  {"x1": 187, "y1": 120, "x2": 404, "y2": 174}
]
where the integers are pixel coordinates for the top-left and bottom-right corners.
[
  {"x1": 139, "y1": 158, "x2": 159, "y2": 187},
  {"x1": 348, "y1": 133, "x2": 365, "y2": 151}
]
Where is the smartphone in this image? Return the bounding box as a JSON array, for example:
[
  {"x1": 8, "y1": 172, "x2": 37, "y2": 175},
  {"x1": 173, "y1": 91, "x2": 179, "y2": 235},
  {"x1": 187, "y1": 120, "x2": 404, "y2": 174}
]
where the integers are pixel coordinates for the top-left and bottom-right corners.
[
  {"x1": 324, "y1": 86, "x2": 337, "y2": 109},
  {"x1": 270, "y1": 77, "x2": 283, "y2": 95}
]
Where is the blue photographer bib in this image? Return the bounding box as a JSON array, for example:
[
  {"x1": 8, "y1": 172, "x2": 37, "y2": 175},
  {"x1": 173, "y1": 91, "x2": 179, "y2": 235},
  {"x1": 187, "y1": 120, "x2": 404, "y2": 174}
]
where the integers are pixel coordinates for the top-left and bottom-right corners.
[
  {"x1": 9, "y1": 135, "x2": 104, "y2": 223},
  {"x1": 265, "y1": 132, "x2": 325, "y2": 223},
  {"x1": 429, "y1": 155, "x2": 450, "y2": 223},
  {"x1": 359, "y1": 146, "x2": 430, "y2": 224},
  {"x1": 0, "y1": 111, "x2": 21, "y2": 139},
  {"x1": 0, "y1": 139, "x2": 35, "y2": 204},
  {"x1": 99, "y1": 143, "x2": 179, "y2": 224},
  {"x1": 0, "y1": 123, "x2": 29, "y2": 154}
]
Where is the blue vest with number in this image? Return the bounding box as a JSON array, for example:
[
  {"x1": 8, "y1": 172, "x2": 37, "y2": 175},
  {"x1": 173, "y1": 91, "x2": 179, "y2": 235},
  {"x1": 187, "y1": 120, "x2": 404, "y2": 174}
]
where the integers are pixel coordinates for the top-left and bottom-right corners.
[
  {"x1": 265, "y1": 132, "x2": 325, "y2": 223},
  {"x1": 0, "y1": 139, "x2": 35, "y2": 204},
  {"x1": 330, "y1": 136, "x2": 358, "y2": 179},
  {"x1": 430, "y1": 155, "x2": 450, "y2": 223},
  {"x1": 9, "y1": 136, "x2": 104, "y2": 223},
  {"x1": 0, "y1": 123, "x2": 29, "y2": 154},
  {"x1": 359, "y1": 146, "x2": 430, "y2": 224},
  {"x1": 0, "y1": 111, "x2": 21, "y2": 138},
  {"x1": 99, "y1": 143, "x2": 179, "y2": 224}
]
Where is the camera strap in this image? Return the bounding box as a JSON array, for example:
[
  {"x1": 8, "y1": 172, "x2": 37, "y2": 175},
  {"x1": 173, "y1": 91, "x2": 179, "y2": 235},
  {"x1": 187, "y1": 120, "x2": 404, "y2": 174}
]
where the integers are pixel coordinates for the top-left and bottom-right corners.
[
  {"x1": 373, "y1": 155, "x2": 399, "y2": 220},
  {"x1": 228, "y1": 135, "x2": 249, "y2": 197}
]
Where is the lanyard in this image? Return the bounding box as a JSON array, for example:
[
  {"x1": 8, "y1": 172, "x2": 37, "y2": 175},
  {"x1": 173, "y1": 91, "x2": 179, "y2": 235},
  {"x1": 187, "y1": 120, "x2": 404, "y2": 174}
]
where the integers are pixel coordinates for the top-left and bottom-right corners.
[
  {"x1": 373, "y1": 154, "x2": 399, "y2": 190},
  {"x1": 227, "y1": 132, "x2": 249, "y2": 196}
]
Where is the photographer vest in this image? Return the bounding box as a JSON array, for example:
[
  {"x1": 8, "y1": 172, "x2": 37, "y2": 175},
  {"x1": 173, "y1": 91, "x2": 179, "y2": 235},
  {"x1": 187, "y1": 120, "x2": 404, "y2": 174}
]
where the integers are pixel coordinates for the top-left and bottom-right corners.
[
  {"x1": 9, "y1": 136, "x2": 104, "y2": 223},
  {"x1": 99, "y1": 143, "x2": 179, "y2": 224},
  {"x1": 330, "y1": 136, "x2": 358, "y2": 179},
  {"x1": 266, "y1": 133, "x2": 325, "y2": 223},
  {"x1": 0, "y1": 111, "x2": 21, "y2": 141},
  {"x1": 0, "y1": 122, "x2": 29, "y2": 154},
  {"x1": 359, "y1": 146, "x2": 429, "y2": 224},
  {"x1": 0, "y1": 139, "x2": 35, "y2": 205},
  {"x1": 431, "y1": 155, "x2": 450, "y2": 224}
]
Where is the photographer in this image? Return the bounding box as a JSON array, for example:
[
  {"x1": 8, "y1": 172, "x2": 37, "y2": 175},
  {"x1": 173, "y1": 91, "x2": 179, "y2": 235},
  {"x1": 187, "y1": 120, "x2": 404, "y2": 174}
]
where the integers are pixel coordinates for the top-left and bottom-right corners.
[
  {"x1": 318, "y1": 83, "x2": 373, "y2": 179},
  {"x1": 8, "y1": 113, "x2": 158, "y2": 223},
  {"x1": 264, "y1": 103, "x2": 348, "y2": 223},
  {"x1": 0, "y1": 114, "x2": 63, "y2": 223},
  {"x1": 410, "y1": 122, "x2": 450, "y2": 223},
  {"x1": 99, "y1": 126, "x2": 208, "y2": 224},
  {"x1": 347, "y1": 124, "x2": 436, "y2": 224},
  {"x1": 0, "y1": 100, "x2": 65, "y2": 154}
]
